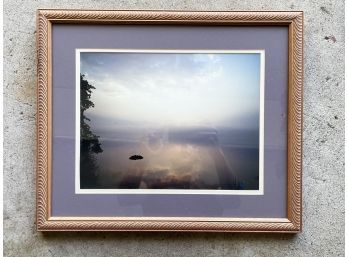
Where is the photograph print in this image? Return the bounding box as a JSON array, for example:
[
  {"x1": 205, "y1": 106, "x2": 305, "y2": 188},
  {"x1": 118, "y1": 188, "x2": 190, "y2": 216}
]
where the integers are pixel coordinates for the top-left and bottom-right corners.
[{"x1": 76, "y1": 49, "x2": 264, "y2": 194}]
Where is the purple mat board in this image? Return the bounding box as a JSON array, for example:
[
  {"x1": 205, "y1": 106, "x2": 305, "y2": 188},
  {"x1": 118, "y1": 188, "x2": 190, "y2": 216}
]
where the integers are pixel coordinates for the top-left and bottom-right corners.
[{"x1": 52, "y1": 24, "x2": 288, "y2": 217}]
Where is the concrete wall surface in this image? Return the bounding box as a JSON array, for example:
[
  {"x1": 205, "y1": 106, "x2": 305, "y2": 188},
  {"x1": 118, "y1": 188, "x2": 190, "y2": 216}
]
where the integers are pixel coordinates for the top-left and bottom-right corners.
[{"x1": 4, "y1": 0, "x2": 344, "y2": 256}]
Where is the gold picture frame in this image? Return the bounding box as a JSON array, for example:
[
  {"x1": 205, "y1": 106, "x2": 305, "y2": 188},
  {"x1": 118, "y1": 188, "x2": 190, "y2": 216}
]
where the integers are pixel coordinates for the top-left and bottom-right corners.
[{"x1": 36, "y1": 10, "x2": 303, "y2": 232}]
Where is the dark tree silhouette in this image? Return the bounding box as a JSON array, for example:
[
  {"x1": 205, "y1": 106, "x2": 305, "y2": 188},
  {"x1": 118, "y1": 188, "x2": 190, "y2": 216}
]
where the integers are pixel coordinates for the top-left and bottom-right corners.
[{"x1": 80, "y1": 74, "x2": 103, "y2": 188}]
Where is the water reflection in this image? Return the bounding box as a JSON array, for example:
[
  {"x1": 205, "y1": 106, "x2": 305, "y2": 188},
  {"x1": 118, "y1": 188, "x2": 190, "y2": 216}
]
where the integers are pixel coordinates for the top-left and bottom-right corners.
[{"x1": 82, "y1": 126, "x2": 259, "y2": 190}]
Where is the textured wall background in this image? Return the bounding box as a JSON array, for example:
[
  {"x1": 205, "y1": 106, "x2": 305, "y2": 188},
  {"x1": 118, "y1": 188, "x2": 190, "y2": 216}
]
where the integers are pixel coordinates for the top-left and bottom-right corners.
[{"x1": 3, "y1": 0, "x2": 344, "y2": 256}]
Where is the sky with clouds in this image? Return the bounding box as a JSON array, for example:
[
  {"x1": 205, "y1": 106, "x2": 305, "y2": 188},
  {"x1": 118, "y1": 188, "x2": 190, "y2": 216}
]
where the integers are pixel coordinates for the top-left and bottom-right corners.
[{"x1": 80, "y1": 52, "x2": 261, "y2": 132}]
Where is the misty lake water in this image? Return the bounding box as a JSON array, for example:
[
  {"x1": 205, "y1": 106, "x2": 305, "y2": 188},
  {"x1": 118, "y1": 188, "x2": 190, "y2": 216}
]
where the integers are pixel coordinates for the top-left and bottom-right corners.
[
  {"x1": 81, "y1": 126, "x2": 259, "y2": 190},
  {"x1": 79, "y1": 51, "x2": 262, "y2": 191}
]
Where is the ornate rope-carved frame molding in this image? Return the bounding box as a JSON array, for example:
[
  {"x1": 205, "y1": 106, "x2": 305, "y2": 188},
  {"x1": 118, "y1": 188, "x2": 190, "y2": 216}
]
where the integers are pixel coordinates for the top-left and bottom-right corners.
[{"x1": 37, "y1": 10, "x2": 303, "y2": 232}]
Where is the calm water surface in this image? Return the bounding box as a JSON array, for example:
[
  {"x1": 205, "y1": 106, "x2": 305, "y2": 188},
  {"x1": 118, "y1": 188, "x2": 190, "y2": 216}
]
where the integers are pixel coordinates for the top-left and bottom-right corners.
[{"x1": 81, "y1": 126, "x2": 259, "y2": 190}]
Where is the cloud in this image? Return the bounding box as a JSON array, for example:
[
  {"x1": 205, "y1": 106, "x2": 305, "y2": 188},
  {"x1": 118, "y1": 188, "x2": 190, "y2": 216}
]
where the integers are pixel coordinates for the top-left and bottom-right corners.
[
  {"x1": 81, "y1": 52, "x2": 261, "y2": 128},
  {"x1": 82, "y1": 53, "x2": 222, "y2": 90}
]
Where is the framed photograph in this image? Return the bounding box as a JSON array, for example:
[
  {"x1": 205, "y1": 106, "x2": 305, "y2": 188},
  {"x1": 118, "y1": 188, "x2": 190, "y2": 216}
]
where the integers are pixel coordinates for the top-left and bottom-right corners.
[{"x1": 36, "y1": 10, "x2": 303, "y2": 232}]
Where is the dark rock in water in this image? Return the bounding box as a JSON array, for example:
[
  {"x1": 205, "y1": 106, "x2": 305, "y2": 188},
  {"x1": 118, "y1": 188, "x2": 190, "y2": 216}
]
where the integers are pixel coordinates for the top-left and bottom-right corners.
[{"x1": 129, "y1": 155, "x2": 144, "y2": 160}]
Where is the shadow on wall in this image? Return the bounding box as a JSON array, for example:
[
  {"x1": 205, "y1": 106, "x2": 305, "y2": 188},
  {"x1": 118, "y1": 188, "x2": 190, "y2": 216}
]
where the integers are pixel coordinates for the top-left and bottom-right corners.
[{"x1": 40, "y1": 230, "x2": 298, "y2": 242}]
